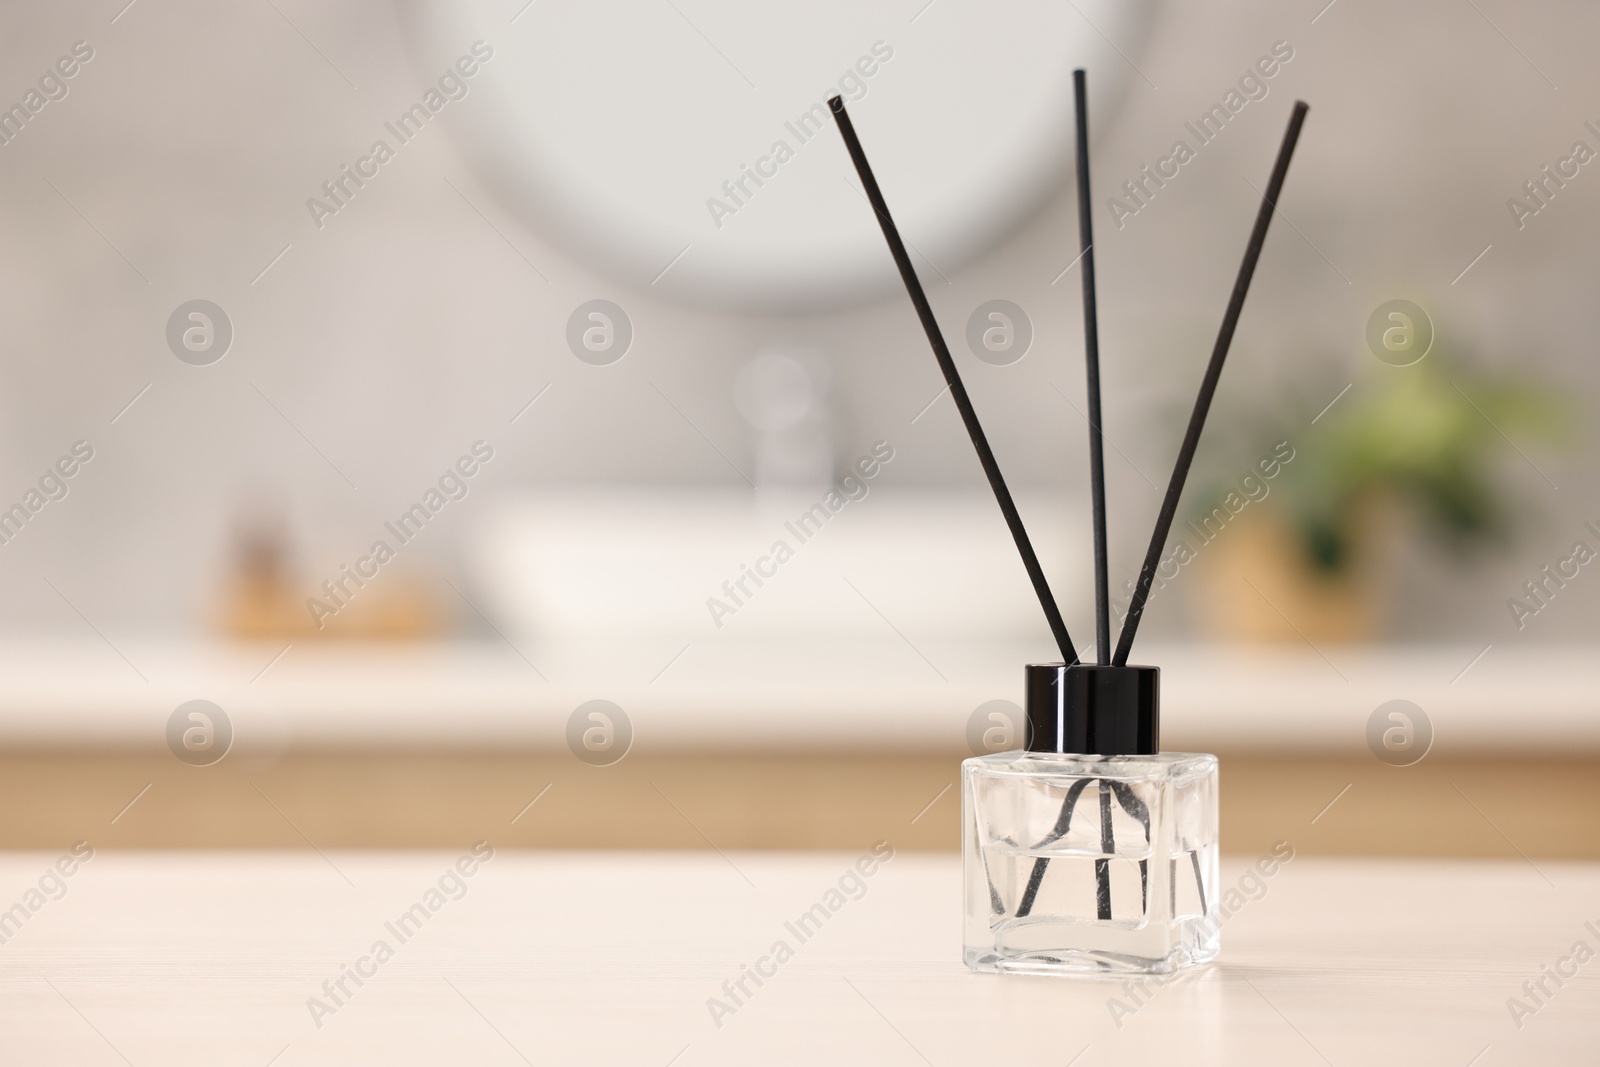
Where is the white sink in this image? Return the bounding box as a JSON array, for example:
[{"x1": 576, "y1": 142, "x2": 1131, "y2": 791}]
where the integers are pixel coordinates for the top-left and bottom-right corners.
[{"x1": 468, "y1": 488, "x2": 1091, "y2": 643}]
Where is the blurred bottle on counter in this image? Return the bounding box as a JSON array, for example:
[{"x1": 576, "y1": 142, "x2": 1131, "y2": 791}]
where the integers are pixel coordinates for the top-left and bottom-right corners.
[{"x1": 218, "y1": 500, "x2": 444, "y2": 641}]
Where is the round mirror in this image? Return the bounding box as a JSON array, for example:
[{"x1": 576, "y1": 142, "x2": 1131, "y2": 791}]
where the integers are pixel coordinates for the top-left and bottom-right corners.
[{"x1": 406, "y1": 0, "x2": 1155, "y2": 310}]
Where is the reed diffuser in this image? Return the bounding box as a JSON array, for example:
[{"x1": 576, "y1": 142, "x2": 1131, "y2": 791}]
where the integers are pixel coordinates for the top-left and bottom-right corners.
[{"x1": 831, "y1": 75, "x2": 1308, "y2": 975}]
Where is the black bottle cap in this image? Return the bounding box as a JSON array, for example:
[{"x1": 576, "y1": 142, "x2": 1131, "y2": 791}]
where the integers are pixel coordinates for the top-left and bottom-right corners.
[{"x1": 1025, "y1": 663, "x2": 1160, "y2": 756}]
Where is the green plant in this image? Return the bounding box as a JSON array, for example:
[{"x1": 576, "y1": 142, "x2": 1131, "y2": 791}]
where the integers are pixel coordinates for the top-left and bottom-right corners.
[{"x1": 1277, "y1": 353, "x2": 1569, "y2": 575}]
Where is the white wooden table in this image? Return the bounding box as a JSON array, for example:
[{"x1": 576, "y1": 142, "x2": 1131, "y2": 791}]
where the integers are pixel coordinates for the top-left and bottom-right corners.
[{"x1": 0, "y1": 851, "x2": 1594, "y2": 1064}]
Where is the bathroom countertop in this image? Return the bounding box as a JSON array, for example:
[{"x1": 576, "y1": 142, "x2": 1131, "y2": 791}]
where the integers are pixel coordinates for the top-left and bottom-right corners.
[
  {"x1": 1, "y1": 850, "x2": 1592, "y2": 1063},
  {"x1": 0, "y1": 638, "x2": 1594, "y2": 754}
]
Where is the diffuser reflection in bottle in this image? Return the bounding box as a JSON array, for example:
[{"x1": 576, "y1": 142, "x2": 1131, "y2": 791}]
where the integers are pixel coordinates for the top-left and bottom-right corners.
[{"x1": 963, "y1": 751, "x2": 1219, "y2": 975}]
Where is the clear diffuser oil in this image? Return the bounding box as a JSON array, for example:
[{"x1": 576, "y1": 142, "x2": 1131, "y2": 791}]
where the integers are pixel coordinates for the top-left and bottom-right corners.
[{"x1": 964, "y1": 750, "x2": 1219, "y2": 975}]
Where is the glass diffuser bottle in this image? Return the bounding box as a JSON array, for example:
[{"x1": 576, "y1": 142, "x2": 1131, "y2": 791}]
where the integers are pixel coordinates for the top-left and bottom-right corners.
[
  {"x1": 963, "y1": 663, "x2": 1219, "y2": 975},
  {"x1": 827, "y1": 67, "x2": 1305, "y2": 983}
]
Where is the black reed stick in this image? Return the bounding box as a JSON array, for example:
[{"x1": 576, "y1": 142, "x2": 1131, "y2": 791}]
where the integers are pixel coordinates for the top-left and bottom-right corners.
[
  {"x1": 1095, "y1": 779, "x2": 1114, "y2": 919},
  {"x1": 1074, "y1": 70, "x2": 1116, "y2": 918},
  {"x1": 830, "y1": 96, "x2": 1080, "y2": 666},
  {"x1": 1112, "y1": 101, "x2": 1309, "y2": 666},
  {"x1": 1072, "y1": 69, "x2": 1111, "y2": 665}
]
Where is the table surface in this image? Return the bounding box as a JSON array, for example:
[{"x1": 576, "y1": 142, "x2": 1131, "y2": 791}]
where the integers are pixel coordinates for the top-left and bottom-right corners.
[{"x1": 1, "y1": 850, "x2": 1595, "y2": 1065}]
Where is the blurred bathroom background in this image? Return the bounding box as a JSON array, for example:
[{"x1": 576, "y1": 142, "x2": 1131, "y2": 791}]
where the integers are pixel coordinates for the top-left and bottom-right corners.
[{"x1": 0, "y1": 0, "x2": 1595, "y2": 855}]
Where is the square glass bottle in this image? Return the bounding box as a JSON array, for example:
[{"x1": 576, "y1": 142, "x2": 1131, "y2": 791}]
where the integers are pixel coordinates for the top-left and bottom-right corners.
[{"x1": 962, "y1": 664, "x2": 1220, "y2": 976}]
